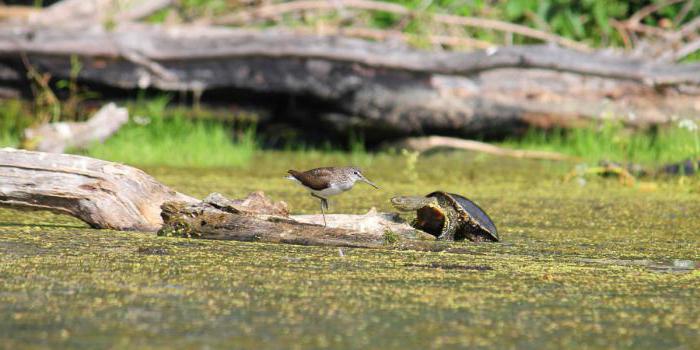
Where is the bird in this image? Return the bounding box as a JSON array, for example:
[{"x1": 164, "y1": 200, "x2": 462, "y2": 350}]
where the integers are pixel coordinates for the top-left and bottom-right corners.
[{"x1": 286, "y1": 166, "x2": 379, "y2": 226}]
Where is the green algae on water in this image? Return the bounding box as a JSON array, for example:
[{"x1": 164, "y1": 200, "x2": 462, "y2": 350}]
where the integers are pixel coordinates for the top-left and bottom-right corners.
[{"x1": 0, "y1": 152, "x2": 698, "y2": 349}]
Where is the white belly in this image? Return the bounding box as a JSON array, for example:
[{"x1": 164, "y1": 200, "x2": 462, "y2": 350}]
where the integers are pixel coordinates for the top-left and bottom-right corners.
[{"x1": 312, "y1": 182, "x2": 352, "y2": 198}]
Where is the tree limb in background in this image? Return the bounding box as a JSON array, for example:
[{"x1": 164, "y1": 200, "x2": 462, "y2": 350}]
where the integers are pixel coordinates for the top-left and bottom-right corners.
[
  {"x1": 214, "y1": 0, "x2": 590, "y2": 51},
  {"x1": 294, "y1": 26, "x2": 494, "y2": 49},
  {"x1": 24, "y1": 0, "x2": 173, "y2": 27},
  {"x1": 1, "y1": 24, "x2": 699, "y2": 138},
  {"x1": 23, "y1": 103, "x2": 129, "y2": 153},
  {"x1": 385, "y1": 136, "x2": 573, "y2": 161},
  {"x1": 626, "y1": 0, "x2": 686, "y2": 25}
]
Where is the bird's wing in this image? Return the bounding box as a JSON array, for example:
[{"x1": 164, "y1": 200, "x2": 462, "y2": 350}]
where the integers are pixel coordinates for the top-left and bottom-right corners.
[{"x1": 287, "y1": 168, "x2": 333, "y2": 190}]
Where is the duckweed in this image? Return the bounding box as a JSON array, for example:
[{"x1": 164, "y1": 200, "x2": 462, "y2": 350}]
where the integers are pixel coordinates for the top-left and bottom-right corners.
[{"x1": 0, "y1": 151, "x2": 698, "y2": 349}]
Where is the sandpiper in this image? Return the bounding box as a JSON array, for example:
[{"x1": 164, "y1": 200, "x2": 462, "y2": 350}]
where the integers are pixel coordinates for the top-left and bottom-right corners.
[{"x1": 286, "y1": 166, "x2": 379, "y2": 226}]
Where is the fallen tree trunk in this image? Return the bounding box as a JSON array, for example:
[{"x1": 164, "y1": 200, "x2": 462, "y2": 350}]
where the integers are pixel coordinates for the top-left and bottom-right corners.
[
  {"x1": 0, "y1": 149, "x2": 438, "y2": 249},
  {"x1": 1, "y1": 23, "x2": 699, "y2": 138},
  {"x1": 159, "y1": 192, "x2": 432, "y2": 248},
  {"x1": 22, "y1": 103, "x2": 129, "y2": 153},
  {"x1": 0, "y1": 148, "x2": 196, "y2": 231}
]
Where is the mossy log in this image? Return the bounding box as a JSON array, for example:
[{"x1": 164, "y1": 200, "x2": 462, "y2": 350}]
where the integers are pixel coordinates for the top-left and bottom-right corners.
[
  {"x1": 1, "y1": 23, "x2": 699, "y2": 139},
  {"x1": 159, "y1": 192, "x2": 433, "y2": 248}
]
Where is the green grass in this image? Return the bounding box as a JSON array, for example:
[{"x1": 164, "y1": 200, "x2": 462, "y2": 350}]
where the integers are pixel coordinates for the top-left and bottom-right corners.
[
  {"x1": 501, "y1": 120, "x2": 700, "y2": 165},
  {"x1": 83, "y1": 98, "x2": 257, "y2": 168},
  {"x1": 0, "y1": 100, "x2": 31, "y2": 148},
  {"x1": 2, "y1": 96, "x2": 699, "y2": 169}
]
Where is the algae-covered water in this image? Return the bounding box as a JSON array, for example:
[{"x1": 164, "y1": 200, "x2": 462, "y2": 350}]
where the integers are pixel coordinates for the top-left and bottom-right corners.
[{"x1": 1, "y1": 151, "x2": 698, "y2": 349}]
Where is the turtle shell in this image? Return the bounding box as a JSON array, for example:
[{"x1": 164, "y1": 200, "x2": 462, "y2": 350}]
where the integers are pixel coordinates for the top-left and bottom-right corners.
[{"x1": 427, "y1": 191, "x2": 499, "y2": 242}]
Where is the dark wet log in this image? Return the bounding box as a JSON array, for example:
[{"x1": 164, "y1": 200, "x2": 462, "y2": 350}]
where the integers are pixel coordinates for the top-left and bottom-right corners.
[
  {"x1": 1, "y1": 23, "x2": 699, "y2": 136},
  {"x1": 159, "y1": 192, "x2": 433, "y2": 248},
  {"x1": 22, "y1": 103, "x2": 129, "y2": 153},
  {"x1": 0, "y1": 148, "x2": 197, "y2": 231}
]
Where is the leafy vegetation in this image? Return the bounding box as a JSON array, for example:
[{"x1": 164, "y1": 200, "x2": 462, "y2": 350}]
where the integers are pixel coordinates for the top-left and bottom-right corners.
[{"x1": 154, "y1": 0, "x2": 700, "y2": 53}]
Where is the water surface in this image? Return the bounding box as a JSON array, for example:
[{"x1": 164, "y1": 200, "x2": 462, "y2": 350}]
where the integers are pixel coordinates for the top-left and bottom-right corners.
[{"x1": 1, "y1": 151, "x2": 698, "y2": 349}]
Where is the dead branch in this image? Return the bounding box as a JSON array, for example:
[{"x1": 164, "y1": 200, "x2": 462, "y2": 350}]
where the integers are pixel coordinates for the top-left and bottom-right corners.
[
  {"x1": 673, "y1": 38, "x2": 700, "y2": 61},
  {"x1": 1, "y1": 24, "x2": 699, "y2": 137},
  {"x1": 0, "y1": 5, "x2": 40, "y2": 20},
  {"x1": 23, "y1": 103, "x2": 129, "y2": 153},
  {"x1": 296, "y1": 26, "x2": 493, "y2": 49},
  {"x1": 385, "y1": 136, "x2": 573, "y2": 161},
  {"x1": 0, "y1": 148, "x2": 197, "y2": 231},
  {"x1": 626, "y1": 0, "x2": 686, "y2": 26},
  {"x1": 25, "y1": 0, "x2": 173, "y2": 27},
  {"x1": 677, "y1": 16, "x2": 700, "y2": 38},
  {"x1": 214, "y1": 0, "x2": 590, "y2": 51},
  {"x1": 0, "y1": 150, "x2": 439, "y2": 247}
]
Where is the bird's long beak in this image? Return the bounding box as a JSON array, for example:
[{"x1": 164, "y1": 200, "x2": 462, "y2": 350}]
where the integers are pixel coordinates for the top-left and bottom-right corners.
[{"x1": 361, "y1": 177, "x2": 379, "y2": 189}]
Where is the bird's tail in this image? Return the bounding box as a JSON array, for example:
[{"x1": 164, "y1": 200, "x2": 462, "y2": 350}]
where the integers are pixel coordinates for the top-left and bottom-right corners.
[{"x1": 285, "y1": 170, "x2": 299, "y2": 181}]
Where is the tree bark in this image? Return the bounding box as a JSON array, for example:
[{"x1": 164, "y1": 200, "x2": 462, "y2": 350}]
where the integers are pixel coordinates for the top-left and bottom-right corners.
[
  {"x1": 159, "y1": 192, "x2": 432, "y2": 248},
  {"x1": 0, "y1": 150, "x2": 435, "y2": 249},
  {"x1": 0, "y1": 148, "x2": 196, "y2": 231},
  {"x1": 1, "y1": 23, "x2": 699, "y2": 137}
]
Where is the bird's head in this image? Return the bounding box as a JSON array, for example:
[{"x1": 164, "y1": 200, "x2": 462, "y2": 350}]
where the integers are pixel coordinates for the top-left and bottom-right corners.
[{"x1": 346, "y1": 167, "x2": 379, "y2": 189}]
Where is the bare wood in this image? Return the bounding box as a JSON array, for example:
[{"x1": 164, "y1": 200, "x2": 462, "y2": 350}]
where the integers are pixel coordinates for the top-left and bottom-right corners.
[
  {"x1": 386, "y1": 136, "x2": 572, "y2": 161},
  {"x1": 626, "y1": 0, "x2": 685, "y2": 25},
  {"x1": 25, "y1": 0, "x2": 173, "y2": 27},
  {"x1": 0, "y1": 6, "x2": 40, "y2": 20},
  {"x1": 23, "y1": 103, "x2": 129, "y2": 153},
  {"x1": 0, "y1": 150, "x2": 437, "y2": 247},
  {"x1": 159, "y1": 192, "x2": 433, "y2": 248},
  {"x1": 0, "y1": 148, "x2": 197, "y2": 231},
  {"x1": 677, "y1": 17, "x2": 700, "y2": 39},
  {"x1": 296, "y1": 26, "x2": 493, "y2": 49},
  {"x1": 671, "y1": 38, "x2": 700, "y2": 61},
  {"x1": 214, "y1": 0, "x2": 589, "y2": 51},
  {"x1": 0, "y1": 23, "x2": 696, "y2": 85},
  {"x1": 0, "y1": 24, "x2": 699, "y2": 137},
  {"x1": 430, "y1": 13, "x2": 589, "y2": 52}
]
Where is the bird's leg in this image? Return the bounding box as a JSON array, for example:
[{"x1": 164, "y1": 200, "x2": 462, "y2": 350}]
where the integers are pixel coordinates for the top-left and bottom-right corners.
[{"x1": 310, "y1": 193, "x2": 328, "y2": 227}]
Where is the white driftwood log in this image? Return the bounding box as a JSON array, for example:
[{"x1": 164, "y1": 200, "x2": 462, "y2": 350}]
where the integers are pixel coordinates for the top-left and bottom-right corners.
[
  {"x1": 23, "y1": 103, "x2": 129, "y2": 153},
  {"x1": 0, "y1": 150, "x2": 429, "y2": 249},
  {"x1": 0, "y1": 148, "x2": 196, "y2": 231}
]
